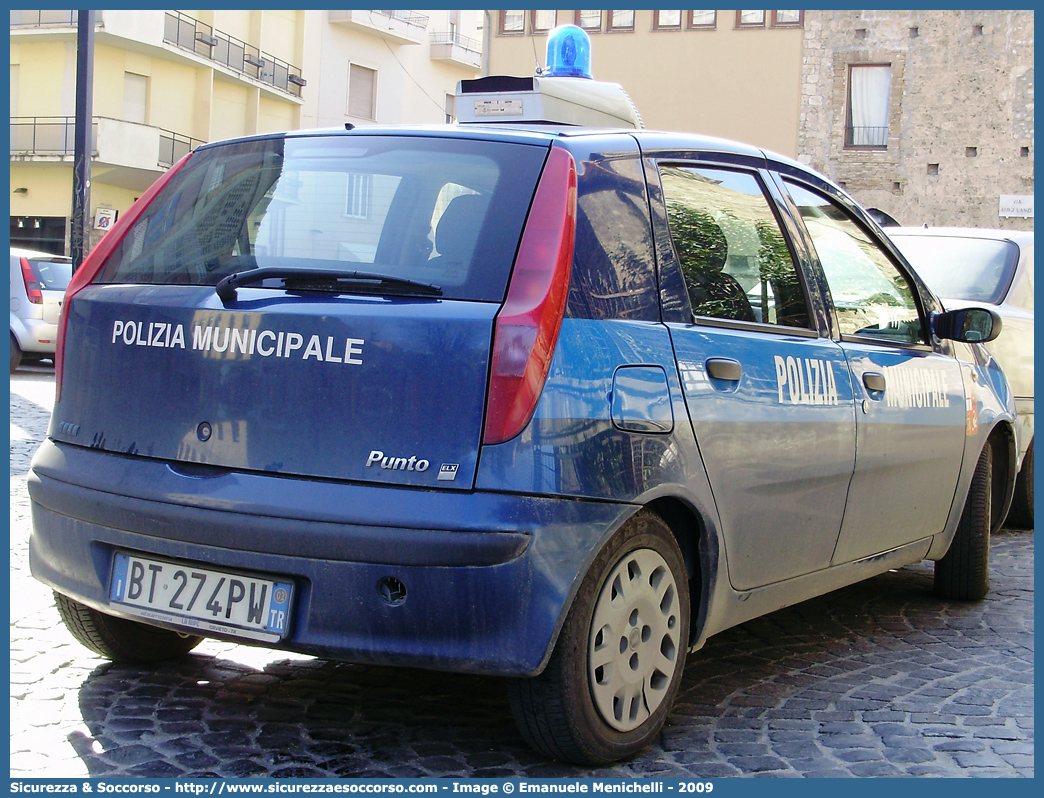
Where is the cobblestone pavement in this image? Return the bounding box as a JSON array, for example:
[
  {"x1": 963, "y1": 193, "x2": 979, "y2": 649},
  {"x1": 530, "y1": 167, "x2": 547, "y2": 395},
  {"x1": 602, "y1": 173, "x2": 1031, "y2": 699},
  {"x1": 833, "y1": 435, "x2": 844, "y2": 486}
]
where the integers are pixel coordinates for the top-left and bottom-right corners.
[{"x1": 11, "y1": 367, "x2": 1034, "y2": 778}]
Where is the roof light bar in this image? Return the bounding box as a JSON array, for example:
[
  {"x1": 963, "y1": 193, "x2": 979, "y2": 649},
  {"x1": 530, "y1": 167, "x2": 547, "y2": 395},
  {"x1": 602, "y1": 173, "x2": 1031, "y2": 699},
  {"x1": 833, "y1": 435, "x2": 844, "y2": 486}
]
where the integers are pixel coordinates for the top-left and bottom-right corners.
[
  {"x1": 455, "y1": 24, "x2": 642, "y2": 129},
  {"x1": 545, "y1": 24, "x2": 592, "y2": 79}
]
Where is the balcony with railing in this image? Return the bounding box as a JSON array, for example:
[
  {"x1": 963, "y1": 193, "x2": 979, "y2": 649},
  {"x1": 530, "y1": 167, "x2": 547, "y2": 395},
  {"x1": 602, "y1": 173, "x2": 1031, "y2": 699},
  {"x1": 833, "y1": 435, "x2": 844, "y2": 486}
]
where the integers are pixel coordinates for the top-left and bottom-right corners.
[
  {"x1": 429, "y1": 31, "x2": 482, "y2": 70},
  {"x1": 10, "y1": 117, "x2": 96, "y2": 157},
  {"x1": 845, "y1": 126, "x2": 889, "y2": 149},
  {"x1": 9, "y1": 9, "x2": 81, "y2": 28},
  {"x1": 11, "y1": 116, "x2": 205, "y2": 171},
  {"x1": 329, "y1": 10, "x2": 429, "y2": 45},
  {"x1": 163, "y1": 11, "x2": 305, "y2": 98},
  {"x1": 12, "y1": 11, "x2": 305, "y2": 99}
]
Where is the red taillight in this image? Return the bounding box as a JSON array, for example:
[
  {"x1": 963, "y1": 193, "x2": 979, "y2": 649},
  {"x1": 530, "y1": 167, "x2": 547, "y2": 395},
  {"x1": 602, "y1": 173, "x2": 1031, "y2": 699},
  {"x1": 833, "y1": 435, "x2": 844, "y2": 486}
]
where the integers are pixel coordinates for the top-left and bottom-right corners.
[
  {"x1": 20, "y1": 257, "x2": 43, "y2": 304},
  {"x1": 483, "y1": 146, "x2": 577, "y2": 445},
  {"x1": 55, "y1": 152, "x2": 194, "y2": 401}
]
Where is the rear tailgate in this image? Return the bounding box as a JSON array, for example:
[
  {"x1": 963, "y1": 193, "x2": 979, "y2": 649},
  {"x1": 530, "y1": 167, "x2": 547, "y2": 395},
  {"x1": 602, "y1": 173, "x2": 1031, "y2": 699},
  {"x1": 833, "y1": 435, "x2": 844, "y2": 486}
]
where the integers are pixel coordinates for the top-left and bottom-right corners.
[
  {"x1": 52, "y1": 286, "x2": 496, "y2": 488},
  {"x1": 49, "y1": 131, "x2": 552, "y2": 490}
]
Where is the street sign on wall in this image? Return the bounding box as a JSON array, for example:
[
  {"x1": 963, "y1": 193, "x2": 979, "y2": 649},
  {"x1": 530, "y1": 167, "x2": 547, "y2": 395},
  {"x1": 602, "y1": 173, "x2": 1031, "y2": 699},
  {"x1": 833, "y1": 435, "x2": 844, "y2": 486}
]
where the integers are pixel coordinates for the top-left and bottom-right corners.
[
  {"x1": 999, "y1": 195, "x2": 1033, "y2": 218},
  {"x1": 94, "y1": 207, "x2": 117, "y2": 230}
]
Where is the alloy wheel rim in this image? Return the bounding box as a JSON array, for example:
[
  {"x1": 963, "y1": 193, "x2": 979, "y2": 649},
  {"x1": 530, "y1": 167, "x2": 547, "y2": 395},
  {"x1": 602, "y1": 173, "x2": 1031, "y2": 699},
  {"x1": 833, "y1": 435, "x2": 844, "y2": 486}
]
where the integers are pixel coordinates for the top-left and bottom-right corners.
[{"x1": 588, "y1": 547, "x2": 681, "y2": 732}]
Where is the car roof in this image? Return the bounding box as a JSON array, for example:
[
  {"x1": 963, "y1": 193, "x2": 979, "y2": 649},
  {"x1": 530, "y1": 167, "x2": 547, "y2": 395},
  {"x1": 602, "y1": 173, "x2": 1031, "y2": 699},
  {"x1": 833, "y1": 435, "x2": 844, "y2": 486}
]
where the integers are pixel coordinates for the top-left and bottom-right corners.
[
  {"x1": 201, "y1": 122, "x2": 778, "y2": 158},
  {"x1": 197, "y1": 124, "x2": 563, "y2": 151},
  {"x1": 196, "y1": 123, "x2": 822, "y2": 181},
  {"x1": 10, "y1": 247, "x2": 71, "y2": 260},
  {"x1": 887, "y1": 227, "x2": 1034, "y2": 245}
]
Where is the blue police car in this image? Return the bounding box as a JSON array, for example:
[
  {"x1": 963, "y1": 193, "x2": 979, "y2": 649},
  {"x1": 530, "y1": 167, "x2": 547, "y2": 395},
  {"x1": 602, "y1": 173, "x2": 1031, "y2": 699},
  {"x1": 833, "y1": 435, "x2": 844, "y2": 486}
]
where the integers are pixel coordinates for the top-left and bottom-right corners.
[{"x1": 29, "y1": 29, "x2": 1016, "y2": 764}]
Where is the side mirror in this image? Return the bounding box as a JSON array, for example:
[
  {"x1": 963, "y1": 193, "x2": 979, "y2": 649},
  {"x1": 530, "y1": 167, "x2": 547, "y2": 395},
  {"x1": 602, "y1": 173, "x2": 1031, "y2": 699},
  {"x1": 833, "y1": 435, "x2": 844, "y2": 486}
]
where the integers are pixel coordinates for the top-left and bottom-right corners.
[{"x1": 933, "y1": 307, "x2": 1003, "y2": 343}]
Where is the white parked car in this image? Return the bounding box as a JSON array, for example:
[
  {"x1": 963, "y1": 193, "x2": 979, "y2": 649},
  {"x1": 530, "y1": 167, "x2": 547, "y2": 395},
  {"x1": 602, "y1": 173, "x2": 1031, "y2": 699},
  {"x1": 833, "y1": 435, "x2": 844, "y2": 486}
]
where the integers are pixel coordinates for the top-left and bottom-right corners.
[
  {"x1": 10, "y1": 246, "x2": 73, "y2": 372},
  {"x1": 888, "y1": 228, "x2": 1034, "y2": 527}
]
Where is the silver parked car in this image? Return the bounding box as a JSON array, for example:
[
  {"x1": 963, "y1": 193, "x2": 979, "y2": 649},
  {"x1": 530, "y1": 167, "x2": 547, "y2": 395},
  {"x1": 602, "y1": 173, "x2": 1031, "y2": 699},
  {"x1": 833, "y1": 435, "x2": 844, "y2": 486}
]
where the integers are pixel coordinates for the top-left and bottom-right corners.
[
  {"x1": 10, "y1": 247, "x2": 73, "y2": 372},
  {"x1": 888, "y1": 228, "x2": 1034, "y2": 527}
]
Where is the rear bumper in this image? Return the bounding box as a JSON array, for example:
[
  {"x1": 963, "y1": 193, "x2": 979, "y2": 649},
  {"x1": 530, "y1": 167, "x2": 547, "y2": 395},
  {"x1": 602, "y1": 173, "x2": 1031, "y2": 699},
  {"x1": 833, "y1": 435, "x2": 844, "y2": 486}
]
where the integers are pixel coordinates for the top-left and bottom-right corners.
[
  {"x1": 11, "y1": 316, "x2": 58, "y2": 353},
  {"x1": 28, "y1": 440, "x2": 631, "y2": 675}
]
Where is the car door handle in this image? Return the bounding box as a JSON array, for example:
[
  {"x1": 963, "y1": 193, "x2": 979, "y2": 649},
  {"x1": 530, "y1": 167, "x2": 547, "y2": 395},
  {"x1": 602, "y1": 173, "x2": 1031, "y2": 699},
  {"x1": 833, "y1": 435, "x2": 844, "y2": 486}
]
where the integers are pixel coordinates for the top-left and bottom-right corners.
[
  {"x1": 863, "y1": 372, "x2": 886, "y2": 392},
  {"x1": 706, "y1": 358, "x2": 742, "y2": 381}
]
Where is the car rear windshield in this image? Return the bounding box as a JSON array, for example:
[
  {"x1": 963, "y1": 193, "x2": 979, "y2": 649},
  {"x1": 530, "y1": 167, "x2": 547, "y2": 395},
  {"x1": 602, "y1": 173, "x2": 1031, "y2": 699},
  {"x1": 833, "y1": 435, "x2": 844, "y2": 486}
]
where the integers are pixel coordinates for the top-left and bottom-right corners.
[
  {"x1": 25, "y1": 257, "x2": 72, "y2": 290},
  {"x1": 95, "y1": 134, "x2": 549, "y2": 302},
  {"x1": 890, "y1": 235, "x2": 1020, "y2": 305}
]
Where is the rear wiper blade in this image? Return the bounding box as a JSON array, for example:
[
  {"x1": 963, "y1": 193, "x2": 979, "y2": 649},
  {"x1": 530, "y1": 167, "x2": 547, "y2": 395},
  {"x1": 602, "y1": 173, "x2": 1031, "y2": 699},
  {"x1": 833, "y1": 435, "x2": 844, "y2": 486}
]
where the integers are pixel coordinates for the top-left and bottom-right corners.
[
  {"x1": 216, "y1": 267, "x2": 442, "y2": 302},
  {"x1": 283, "y1": 271, "x2": 443, "y2": 298}
]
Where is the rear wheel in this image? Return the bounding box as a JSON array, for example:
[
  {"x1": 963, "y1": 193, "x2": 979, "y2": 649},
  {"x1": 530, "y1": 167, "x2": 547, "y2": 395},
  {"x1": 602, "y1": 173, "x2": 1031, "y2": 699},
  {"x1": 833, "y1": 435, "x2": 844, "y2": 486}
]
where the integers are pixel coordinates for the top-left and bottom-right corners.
[
  {"x1": 10, "y1": 334, "x2": 22, "y2": 373},
  {"x1": 508, "y1": 510, "x2": 690, "y2": 764},
  {"x1": 1006, "y1": 440, "x2": 1034, "y2": 529},
  {"x1": 934, "y1": 444, "x2": 991, "y2": 600},
  {"x1": 54, "y1": 591, "x2": 203, "y2": 663}
]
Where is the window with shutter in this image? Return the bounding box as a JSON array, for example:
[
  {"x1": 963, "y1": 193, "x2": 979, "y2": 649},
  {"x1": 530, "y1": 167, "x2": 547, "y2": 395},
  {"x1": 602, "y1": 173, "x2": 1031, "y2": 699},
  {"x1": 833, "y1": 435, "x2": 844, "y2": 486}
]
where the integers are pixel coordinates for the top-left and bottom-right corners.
[
  {"x1": 124, "y1": 72, "x2": 148, "y2": 124},
  {"x1": 347, "y1": 64, "x2": 376, "y2": 121}
]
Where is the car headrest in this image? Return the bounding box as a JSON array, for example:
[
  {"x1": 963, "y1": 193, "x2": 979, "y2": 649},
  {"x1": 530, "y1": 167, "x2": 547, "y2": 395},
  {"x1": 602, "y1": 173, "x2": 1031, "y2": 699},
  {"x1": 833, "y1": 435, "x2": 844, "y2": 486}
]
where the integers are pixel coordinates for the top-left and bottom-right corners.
[{"x1": 435, "y1": 194, "x2": 488, "y2": 264}]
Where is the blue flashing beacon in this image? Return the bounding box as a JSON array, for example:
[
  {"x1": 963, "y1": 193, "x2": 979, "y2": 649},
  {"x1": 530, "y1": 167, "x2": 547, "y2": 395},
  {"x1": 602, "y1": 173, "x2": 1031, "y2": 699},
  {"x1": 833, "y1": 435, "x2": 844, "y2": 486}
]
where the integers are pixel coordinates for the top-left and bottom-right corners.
[{"x1": 545, "y1": 25, "x2": 593, "y2": 79}]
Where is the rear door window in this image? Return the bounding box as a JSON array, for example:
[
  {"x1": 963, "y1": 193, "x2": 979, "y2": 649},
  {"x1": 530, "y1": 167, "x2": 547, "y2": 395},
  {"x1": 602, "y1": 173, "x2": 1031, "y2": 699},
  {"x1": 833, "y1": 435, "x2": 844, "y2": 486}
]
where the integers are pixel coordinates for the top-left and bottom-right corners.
[
  {"x1": 96, "y1": 135, "x2": 549, "y2": 302},
  {"x1": 658, "y1": 165, "x2": 812, "y2": 330}
]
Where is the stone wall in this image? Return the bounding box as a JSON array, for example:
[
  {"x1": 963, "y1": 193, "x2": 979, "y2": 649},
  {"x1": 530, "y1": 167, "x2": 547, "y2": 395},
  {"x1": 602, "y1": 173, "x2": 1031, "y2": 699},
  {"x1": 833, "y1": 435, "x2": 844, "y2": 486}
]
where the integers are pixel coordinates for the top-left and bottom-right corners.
[{"x1": 799, "y1": 10, "x2": 1034, "y2": 230}]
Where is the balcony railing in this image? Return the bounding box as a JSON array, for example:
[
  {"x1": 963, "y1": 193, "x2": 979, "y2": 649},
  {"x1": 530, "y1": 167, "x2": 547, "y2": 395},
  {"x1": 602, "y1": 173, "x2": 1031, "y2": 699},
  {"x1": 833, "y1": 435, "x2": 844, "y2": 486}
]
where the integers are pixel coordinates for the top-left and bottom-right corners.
[
  {"x1": 9, "y1": 9, "x2": 79, "y2": 28},
  {"x1": 329, "y1": 10, "x2": 429, "y2": 44},
  {"x1": 373, "y1": 10, "x2": 429, "y2": 30},
  {"x1": 846, "y1": 126, "x2": 889, "y2": 148},
  {"x1": 11, "y1": 116, "x2": 205, "y2": 167},
  {"x1": 430, "y1": 31, "x2": 482, "y2": 54},
  {"x1": 9, "y1": 116, "x2": 96, "y2": 156},
  {"x1": 12, "y1": 11, "x2": 305, "y2": 98},
  {"x1": 163, "y1": 11, "x2": 305, "y2": 98},
  {"x1": 158, "y1": 129, "x2": 206, "y2": 167}
]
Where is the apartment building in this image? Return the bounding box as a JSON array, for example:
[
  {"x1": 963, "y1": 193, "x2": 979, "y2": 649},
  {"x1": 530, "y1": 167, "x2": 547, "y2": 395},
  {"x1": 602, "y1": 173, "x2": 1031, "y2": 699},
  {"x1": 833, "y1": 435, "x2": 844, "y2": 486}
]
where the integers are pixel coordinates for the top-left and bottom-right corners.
[{"x1": 9, "y1": 9, "x2": 483, "y2": 254}]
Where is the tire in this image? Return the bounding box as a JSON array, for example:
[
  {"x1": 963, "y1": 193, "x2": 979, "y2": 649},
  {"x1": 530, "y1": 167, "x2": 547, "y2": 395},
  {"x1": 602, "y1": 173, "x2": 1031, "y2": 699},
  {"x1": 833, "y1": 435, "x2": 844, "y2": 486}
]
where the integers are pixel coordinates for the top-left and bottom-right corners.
[
  {"x1": 934, "y1": 444, "x2": 991, "y2": 600},
  {"x1": 1006, "y1": 440, "x2": 1034, "y2": 529},
  {"x1": 54, "y1": 591, "x2": 203, "y2": 663},
  {"x1": 10, "y1": 334, "x2": 22, "y2": 373},
  {"x1": 508, "y1": 510, "x2": 690, "y2": 764}
]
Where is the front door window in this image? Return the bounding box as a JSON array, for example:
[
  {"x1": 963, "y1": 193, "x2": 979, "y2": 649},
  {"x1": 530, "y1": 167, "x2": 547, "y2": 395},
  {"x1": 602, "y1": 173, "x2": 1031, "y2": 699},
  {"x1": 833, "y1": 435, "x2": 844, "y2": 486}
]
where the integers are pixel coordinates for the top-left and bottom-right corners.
[{"x1": 784, "y1": 180, "x2": 925, "y2": 345}]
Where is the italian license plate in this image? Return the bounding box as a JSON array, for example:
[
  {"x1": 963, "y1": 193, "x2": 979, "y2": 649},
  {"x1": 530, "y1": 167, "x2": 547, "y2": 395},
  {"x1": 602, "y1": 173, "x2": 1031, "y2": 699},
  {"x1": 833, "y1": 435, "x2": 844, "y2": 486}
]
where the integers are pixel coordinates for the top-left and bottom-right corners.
[{"x1": 109, "y1": 552, "x2": 293, "y2": 643}]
